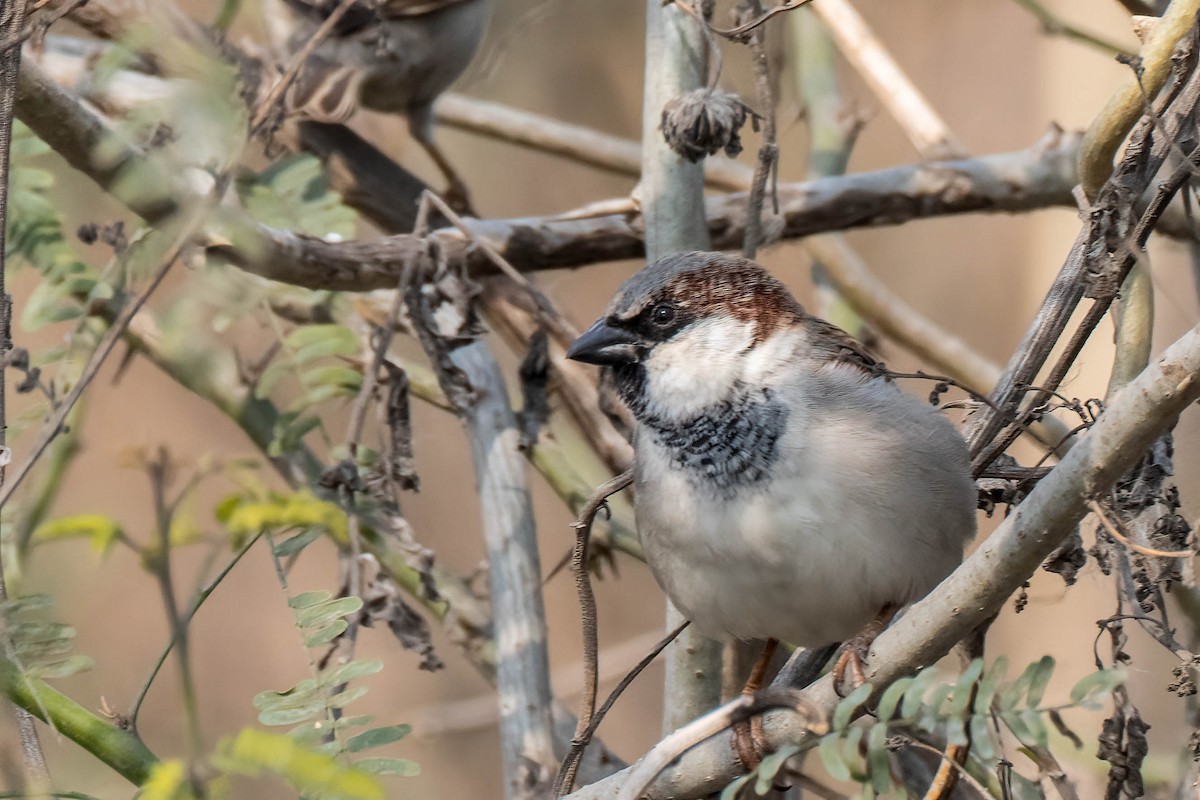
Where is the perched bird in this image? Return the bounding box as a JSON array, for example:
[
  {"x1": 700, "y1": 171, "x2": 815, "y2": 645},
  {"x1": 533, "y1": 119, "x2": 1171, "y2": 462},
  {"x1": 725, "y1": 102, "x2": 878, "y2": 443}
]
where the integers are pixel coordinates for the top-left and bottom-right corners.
[
  {"x1": 567, "y1": 252, "x2": 976, "y2": 696},
  {"x1": 277, "y1": 0, "x2": 491, "y2": 211}
]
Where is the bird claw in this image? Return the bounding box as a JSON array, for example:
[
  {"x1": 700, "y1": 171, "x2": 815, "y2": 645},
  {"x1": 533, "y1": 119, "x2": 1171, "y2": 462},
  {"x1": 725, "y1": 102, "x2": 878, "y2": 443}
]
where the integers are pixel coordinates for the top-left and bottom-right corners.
[
  {"x1": 832, "y1": 642, "x2": 869, "y2": 698},
  {"x1": 731, "y1": 714, "x2": 769, "y2": 772},
  {"x1": 440, "y1": 179, "x2": 476, "y2": 218},
  {"x1": 832, "y1": 604, "x2": 898, "y2": 697}
]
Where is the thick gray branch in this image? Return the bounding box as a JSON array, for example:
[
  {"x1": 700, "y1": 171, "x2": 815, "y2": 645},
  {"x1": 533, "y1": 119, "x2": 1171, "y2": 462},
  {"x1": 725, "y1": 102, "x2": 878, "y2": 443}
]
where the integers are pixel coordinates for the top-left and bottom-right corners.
[
  {"x1": 218, "y1": 128, "x2": 1085, "y2": 291},
  {"x1": 12, "y1": 55, "x2": 1098, "y2": 291},
  {"x1": 639, "y1": 0, "x2": 723, "y2": 734},
  {"x1": 450, "y1": 341, "x2": 556, "y2": 798},
  {"x1": 567, "y1": 323, "x2": 1200, "y2": 798}
]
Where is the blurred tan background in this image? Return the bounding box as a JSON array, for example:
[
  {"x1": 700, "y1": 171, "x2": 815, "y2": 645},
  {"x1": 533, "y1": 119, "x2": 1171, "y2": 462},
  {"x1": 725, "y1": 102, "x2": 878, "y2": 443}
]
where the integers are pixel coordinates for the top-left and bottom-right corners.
[{"x1": 7, "y1": 0, "x2": 1200, "y2": 797}]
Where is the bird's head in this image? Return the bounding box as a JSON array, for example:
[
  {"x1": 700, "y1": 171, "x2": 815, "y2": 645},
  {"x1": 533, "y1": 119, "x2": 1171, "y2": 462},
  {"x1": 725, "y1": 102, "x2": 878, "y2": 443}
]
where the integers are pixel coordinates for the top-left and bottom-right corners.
[{"x1": 567, "y1": 251, "x2": 804, "y2": 422}]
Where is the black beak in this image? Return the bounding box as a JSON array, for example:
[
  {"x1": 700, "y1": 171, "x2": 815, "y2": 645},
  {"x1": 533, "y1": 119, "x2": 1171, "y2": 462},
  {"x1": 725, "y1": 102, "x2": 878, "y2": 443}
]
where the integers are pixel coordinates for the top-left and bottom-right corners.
[{"x1": 567, "y1": 319, "x2": 642, "y2": 366}]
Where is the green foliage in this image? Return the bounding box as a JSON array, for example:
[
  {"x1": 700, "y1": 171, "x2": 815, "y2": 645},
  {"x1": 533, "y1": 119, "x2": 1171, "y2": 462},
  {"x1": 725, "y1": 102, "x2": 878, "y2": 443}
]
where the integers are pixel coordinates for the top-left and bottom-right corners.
[
  {"x1": 237, "y1": 155, "x2": 358, "y2": 239},
  {"x1": 32, "y1": 513, "x2": 124, "y2": 556},
  {"x1": 214, "y1": 729, "x2": 384, "y2": 800},
  {"x1": 0, "y1": 594, "x2": 92, "y2": 681},
  {"x1": 217, "y1": 489, "x2": 348, "y2": 552},
  {"x1": 5, "y1": 121, "x2": 100, "y2": 330},
  {"x1": 253, "y1": 323, "x2": 363, "y2": 456},
  {"x1": 728, "y1": 658, "x2": 1127, "y2": 799},
  {"x1": 138, "y1": 759, "x2": 196, "y2": 800},
  {"x1": 252, "y1": 591, "x2": 418, "y2": 780}
]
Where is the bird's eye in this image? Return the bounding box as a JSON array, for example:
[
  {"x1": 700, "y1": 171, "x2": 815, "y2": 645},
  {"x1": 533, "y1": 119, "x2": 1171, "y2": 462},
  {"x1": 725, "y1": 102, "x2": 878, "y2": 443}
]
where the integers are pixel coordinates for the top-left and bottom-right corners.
[{"x1": 651, "y1": 304, "x2": 677, "y2": 325}]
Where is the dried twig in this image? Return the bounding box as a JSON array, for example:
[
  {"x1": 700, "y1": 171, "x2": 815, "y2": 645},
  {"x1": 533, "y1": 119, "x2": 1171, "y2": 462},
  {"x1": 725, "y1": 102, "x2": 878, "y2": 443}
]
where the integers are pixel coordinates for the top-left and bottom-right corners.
[
  {"x1": 674, "y1": 0, "x2": 817, "y2": 41},
  {"x1": 965, "y1": 32, "x2": 1200, "y2": 472},
  {"x1": 554, "y1": 470, "x2": 634, "y2": 796},
  {"x1": 741, "y1": 0, "x2": 779, "y2": 260},
  {"x1": 1011, "y1": 0, "x2": 1134, "y2": 58},
  {"x1": 1078, "y1": 0, "x2": 1200, "y2": 199},
  {"x1": 614, "y1": 688, "x2": 826, "y2": 800}
]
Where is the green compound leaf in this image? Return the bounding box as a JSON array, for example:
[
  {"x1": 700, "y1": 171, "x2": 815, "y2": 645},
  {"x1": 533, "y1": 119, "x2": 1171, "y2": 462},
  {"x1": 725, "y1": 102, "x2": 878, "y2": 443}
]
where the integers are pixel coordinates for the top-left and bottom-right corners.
[
  {"x1": 352, "y1": 757, "x2": 420, "y2": 777},
  {"x1": 346, "y1": 724, "x2": 413, "y2": 754}
]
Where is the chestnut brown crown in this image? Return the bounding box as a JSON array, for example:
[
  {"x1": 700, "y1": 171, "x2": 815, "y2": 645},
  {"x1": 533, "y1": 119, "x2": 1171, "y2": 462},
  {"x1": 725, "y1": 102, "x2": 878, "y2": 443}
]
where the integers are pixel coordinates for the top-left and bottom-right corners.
[{"x1": 567, "y1": 252, "x2": 806, "y2": 366}]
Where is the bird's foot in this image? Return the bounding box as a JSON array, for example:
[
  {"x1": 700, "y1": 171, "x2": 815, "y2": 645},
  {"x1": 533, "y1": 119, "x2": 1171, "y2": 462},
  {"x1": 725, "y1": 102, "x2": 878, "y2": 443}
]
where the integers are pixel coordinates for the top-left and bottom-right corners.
[
  {"x1": 832, "y1": 642, "x2": 869, "y2": 698},
  {"x1": 440, "y1": 178, "x2": 476, "y2": 218},
  {"x1": 731, "y1": 639, "x2": 779, "y2": 774},
  {"x1": 833, "y1": 604, "x2": 898, "y2": 698},
  {"x1": 731, "y1": 715, "x2": 769, "y2": 772}
]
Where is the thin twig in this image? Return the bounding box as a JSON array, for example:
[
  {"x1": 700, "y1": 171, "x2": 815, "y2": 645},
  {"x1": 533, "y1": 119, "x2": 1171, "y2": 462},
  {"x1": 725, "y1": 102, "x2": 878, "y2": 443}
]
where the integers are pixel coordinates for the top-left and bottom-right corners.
[
  {"x1": 614, "y1": 689, "x2": 826, "y2": 800},
  {"x1": 0, "y1": 204, "x2": 208, "y2": 509},
  {"x1": 1078, "y1": 0, "x2": 1200, "y2": 199},
  {"x1": 129, "y1": 531, "x2": 264, "y2": 727},
  {"x1": 554, "y1": 470, "x2": 634, "y2": 796},
  {"x1": 899, "y1": 737, "x2": 995, "y2": 800},
  {"x1": 145, "y1": 452, "x2": 203, "y2": 767},
  {"x1": 1011, "y1": 0, "x2": 1134, "y2": 58},
  {"x1": 0, "y1": 0, "x2": 48, "y2": 785},
  {"x1": 813, "y1": 0, "x2": 967, "y2": 160},
  {"x1": 742, "y1": 0, "x2": 779, "y2": 260},
  {"x1": 674, "y1": 0, "x2": 817, "y2": 41}
]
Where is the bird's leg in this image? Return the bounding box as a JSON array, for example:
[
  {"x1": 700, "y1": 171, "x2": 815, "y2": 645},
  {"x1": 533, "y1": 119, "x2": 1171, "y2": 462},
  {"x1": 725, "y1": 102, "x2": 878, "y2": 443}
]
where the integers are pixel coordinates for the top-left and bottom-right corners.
[
  {"x1": 832, "y1": 604, "x2": 898, "y2": 697},
  {"x1": 732, "y1": 638, "x2": 778, "y2": 772},
  {"x1": 412, "y1": 127, "x2": 475, "y2": 217}
]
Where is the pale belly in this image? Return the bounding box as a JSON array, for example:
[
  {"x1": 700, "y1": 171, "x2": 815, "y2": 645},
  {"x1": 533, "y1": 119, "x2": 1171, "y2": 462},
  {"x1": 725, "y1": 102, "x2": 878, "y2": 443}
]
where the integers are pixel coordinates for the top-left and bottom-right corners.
[{"x1": 634, "y1": 446, "x2": 967, "y2": 647}]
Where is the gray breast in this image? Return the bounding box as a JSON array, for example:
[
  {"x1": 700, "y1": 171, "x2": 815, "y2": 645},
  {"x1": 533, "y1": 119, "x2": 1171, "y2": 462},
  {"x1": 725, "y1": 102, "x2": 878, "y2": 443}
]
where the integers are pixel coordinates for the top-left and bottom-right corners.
[{"x1": 642, "y1": 387, "x2": 788, "y2": 494}]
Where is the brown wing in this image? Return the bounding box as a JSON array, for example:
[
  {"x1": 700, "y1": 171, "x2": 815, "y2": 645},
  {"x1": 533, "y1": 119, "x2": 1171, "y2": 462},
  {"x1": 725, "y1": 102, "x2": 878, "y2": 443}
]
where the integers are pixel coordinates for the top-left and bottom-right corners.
[
  {"x1": 802, "y1": 313, "x2": 882, "y2": 376},
  {"x1": 281, "y1": 0, "x2": 473, "y2": 34},
  {"x1": 378, "y1": 0, "x2": 478, "y2": 16}
]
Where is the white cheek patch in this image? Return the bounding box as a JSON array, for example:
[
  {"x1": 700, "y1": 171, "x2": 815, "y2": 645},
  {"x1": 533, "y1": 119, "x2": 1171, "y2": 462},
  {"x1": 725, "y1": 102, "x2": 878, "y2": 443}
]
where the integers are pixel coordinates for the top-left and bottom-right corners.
[{"x1": 642, "y1": 317, "x2": 754, "y2": 420}]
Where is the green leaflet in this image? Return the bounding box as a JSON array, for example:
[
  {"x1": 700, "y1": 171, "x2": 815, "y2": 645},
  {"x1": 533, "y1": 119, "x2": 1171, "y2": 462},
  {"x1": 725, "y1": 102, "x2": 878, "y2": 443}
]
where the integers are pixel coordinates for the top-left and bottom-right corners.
[
  {"x1": 0, "y1": 594, "x2": 93, "y2": 681},
  {"x1": 237, "y1": 155, "x2": 358, "y2": 239},
  {"x1": 808, "y1": 656, "x2": 1127, "y2": 797}
]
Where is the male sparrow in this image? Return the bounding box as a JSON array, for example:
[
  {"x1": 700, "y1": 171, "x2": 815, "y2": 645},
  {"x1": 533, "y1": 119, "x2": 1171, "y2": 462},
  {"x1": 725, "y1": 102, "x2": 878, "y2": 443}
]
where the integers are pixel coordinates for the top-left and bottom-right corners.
[
  {"x1": 567, "y1": 252, "x2": 976, "y2": 677},
  {"x1": 277, "y1": 0, "x2": 490, "y2": 211}
]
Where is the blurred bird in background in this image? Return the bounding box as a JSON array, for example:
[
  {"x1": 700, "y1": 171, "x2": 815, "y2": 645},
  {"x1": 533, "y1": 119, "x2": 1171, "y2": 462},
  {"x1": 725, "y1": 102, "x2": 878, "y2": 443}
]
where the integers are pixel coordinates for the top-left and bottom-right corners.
[{"x1": 273, "y1": 0, "x2": 491, "y2": 213}]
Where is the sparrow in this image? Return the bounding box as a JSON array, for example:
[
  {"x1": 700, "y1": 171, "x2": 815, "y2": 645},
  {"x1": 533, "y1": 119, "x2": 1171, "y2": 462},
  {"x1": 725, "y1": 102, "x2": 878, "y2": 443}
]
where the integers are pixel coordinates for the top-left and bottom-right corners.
[
  {"x1": 567, "y1": 252, "x2": 976, "y2": 686},
  {"x1": 277, "y1": 0, "x2": 491, "y2": 212}
]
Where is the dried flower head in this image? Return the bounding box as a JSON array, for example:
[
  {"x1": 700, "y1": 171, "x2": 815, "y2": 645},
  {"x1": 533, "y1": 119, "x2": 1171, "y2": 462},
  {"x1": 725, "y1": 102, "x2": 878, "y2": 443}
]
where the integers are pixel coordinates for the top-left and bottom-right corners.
[{"x1": 660, "y1": 88, "x2": 758, "y2": 162}]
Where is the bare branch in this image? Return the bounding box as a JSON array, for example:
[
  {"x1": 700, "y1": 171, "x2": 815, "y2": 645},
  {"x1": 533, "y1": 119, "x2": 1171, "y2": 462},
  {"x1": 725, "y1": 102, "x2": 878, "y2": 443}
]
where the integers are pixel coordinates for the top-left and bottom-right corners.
[
  {"x1": 1011, "y1": 0, "x2": 1135, "y2": 58},
  {"x1": 436, "y1": 93, "x2": 754, "y2": 192},
  {"x1": 813, "y1": 0, "x2": 967, "y2": 160},
  {"x1": 448, "y1": 341, "x2": 557, "y2": 798},
  {"x1": 640, "y1": 0, "x2": 723, "y2": 737},
  {"x1": 12, "y1": 60, "x2": 1104, "y2": 288}
]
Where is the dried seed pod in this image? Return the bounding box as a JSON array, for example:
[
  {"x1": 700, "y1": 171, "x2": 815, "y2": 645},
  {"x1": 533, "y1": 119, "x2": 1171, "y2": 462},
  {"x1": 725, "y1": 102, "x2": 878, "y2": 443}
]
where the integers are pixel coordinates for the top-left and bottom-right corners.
[{"x1": 660, "y1": 88, "x2": 758, "y2": 162}]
